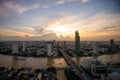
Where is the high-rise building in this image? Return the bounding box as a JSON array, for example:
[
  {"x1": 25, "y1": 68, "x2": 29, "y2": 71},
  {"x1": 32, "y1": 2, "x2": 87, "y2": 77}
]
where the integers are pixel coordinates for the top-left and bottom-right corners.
[
  {"x1": 83, "y1": 59, "x2": 93, "y2": 69},
  {"x1": 93, "y1": 42, "x2": 99, "y2": 53},
  {"x1": 63, "y1": 41, "x2": 67, "y2": 48},
  {"x1": 75, "y1": 30, "x2": 80, "y2": 54},
  {"x1": 52, "y1": 40, "x2": 55, "y2": 50},
  {"x1": 23, "y1": 42, "x2": 25, "y2": 52},
  {"x1": 12, "y1": 41, "x2": 19, "y2": 53},
  {"x1": 110, "y1": 39, "x2": 114, "y2": 47},
  {"x1": 47, "y1": 43, "x2": 53, "y2": 56}
]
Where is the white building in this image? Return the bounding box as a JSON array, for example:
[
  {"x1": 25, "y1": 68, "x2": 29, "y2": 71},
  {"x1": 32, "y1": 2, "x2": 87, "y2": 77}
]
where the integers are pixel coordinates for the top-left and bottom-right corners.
[
  {"x1": 82, "y1": 59, "x2": 93, "y2": 69},
  {"x1": 93, "y1": 42, "x2": 99, "y2": 53},
  {"x1": 47, "y1": 43, "x2": 53, "y2": 56},
  {"x1": 12, "y1": 42, "x2": 18, "y2": 53}
]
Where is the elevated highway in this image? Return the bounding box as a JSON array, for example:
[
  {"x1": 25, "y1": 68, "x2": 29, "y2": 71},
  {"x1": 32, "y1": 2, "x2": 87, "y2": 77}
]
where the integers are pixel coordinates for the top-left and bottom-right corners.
[{"x1": 60, "y1": 50, "x2": 93, "y2": 80}]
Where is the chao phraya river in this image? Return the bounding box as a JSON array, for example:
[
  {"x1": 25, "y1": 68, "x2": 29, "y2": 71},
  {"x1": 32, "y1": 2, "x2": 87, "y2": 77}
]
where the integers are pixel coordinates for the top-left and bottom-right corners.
[{"x1": 0, "y1": 53, "x2": 120, "y2": 69}]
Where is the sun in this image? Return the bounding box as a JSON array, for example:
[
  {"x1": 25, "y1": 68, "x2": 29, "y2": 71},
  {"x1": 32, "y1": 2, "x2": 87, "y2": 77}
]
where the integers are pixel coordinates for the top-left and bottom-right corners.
[
  {"x1": 49, "y1": 26, "x2": 73, "y2": 38},
  {"x1": 51, "y1": 26, "x2": 68, "y2": 33}
]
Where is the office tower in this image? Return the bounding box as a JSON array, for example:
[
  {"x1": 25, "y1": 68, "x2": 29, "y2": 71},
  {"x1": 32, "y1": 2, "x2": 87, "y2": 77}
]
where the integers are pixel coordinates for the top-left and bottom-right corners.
[
  {"x1": 110, "y1": 39, "x2": 114, "y2": 47},
  {"x1": 12, "y1": 41, "x2": 18, "y2": 53},
  {"x1": 56, "y1": 41, "x2": 60, "y2": 47},
  {"x1": 75, "y1": 30, "x2": 80, "y2": 54},
  {"x1": 47, "y1": 43, "x2": 53, "y2": 56},
  {"x1": 63, "y1": 41, "x2": 67, "y2": 48},
  {"x1": 93, "y1": 42, "x2": 99, "y2": 53},
  {"x1": 52, "y1": 40, "x2": 55, "y2": 50},
  {"x1": 53, "y1": 40, "x2": 55, "y2": 47},
  {"x1": 23, "y1": 42, "x2": 25, "y2": 52},
  {"x1": 83, "y1": 59, "x2": 93, "y2": 69}
]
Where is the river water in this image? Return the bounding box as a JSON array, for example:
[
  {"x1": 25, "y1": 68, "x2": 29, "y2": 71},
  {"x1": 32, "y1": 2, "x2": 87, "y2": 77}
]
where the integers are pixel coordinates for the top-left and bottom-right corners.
[{"x1": 0, "y1": 53, "x2": 120, "y2": 69}]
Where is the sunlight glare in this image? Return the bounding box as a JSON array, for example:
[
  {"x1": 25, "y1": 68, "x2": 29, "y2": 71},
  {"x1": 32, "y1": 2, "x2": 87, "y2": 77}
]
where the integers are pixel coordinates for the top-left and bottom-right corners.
[{"x1": 51, "y1": 26, "x2": 69, "y2": 33}]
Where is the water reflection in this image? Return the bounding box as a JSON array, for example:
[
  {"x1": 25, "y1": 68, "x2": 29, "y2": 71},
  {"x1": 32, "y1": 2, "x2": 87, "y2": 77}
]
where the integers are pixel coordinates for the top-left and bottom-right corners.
[
  {"x1": 47, "y1": 58, "x2": 53, "y2": 67},
  {"x1": 52, "y1": 58, "x2": 67, "y2": 68},
  {"x1": 0, "y1": 53, "x2": 120, "y2": 69}
]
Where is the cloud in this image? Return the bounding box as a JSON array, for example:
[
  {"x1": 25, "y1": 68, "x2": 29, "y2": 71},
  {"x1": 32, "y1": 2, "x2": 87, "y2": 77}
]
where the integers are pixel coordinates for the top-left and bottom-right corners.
[
  {"x1": 59, "y1": 35, "x2": 73, "y2": 40},
  {"x1": 0, "y1": 0, "x2": 40, "y2": 15},
  {"x1": 24, "y1": 35, "x2": 30, "y2": 38},
  {"x1": 0, "y1": 0, "x2": 79, "y2": 15},
  {"x1": 6, "y1": 26, "x2": 35, "y2": 35},
  {"x1": 73, "y1": 12, "x2": 120, "y2": 33},
  {"x1": 55, "y1": 0, "x2": 66, "y2": 5},
  {"x1": 0, "y1": 32, "x2": 74, "y2": 41},
  {"x1": 0, "y1": 29, "x2": 37, "y2": 37},
  {"x1": 0, "y1": 11, "x2": 120, "y2": 41},
  {"x1": 0, "y1": 33, "x2": 59, "y2": 41},
  {"x1": 73, "y1": 12, "x2": 120, "y2": 41},
  {"x1": 34, "y1": 13, "x2": 77, "y2": 38},
  {"x1": 32, "y1": 27, "x2": 45, "y2": 35},
  {"x1": 98, "y1": 26, "x2": 120, "y2": 32},
  {"x1": 35, "y1": 13, "x2": 76, "y2": 28},
  {"x1": 81, "y1": 31, "x2": 120, "y2": 41},
  {"x1": 34, "y1": 28, "x2": 44, "y2": 34},
  {"x1": 0, "y1": 6, "x2": 7, "y2": 16},
  {"x1": 5, "y1": 1, "x2": 27, "y2": 13},
  {"x1": 54, "y1": 0, "x2": 78, "y2": 5},
  {"x1": 30, "y1": 11, "x2": 120, "y2": 40},
  {"x1": 81, "y1": 0, "x2": 90, "y2": 3}
]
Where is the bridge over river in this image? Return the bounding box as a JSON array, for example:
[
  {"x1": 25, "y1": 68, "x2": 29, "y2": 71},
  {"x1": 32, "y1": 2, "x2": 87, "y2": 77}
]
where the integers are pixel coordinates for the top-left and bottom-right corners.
[{"x1": 60, "y1": 50, "x2": 93, "y2": 80}]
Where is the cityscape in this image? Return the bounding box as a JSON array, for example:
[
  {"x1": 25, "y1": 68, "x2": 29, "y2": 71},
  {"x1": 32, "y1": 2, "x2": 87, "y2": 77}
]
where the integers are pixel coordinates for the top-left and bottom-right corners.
[
  {"x1": 0, "y1": 31, "x2": 120, "y2": 57},
  {"x1": 0, "y1": 0, "x2": 120, "y2": 80}
]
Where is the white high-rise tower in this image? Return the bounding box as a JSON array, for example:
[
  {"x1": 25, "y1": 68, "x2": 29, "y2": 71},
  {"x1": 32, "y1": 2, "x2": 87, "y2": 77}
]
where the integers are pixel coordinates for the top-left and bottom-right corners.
[
  {"x1": 93, "y1": 42, "x2": 99, "y2": 53},
  {"x1": 47, "y1": 43, "x2": 53, "y2": 56},
  {"x1": 12, "y1": 42, "x2": 19, "y2": 53}
]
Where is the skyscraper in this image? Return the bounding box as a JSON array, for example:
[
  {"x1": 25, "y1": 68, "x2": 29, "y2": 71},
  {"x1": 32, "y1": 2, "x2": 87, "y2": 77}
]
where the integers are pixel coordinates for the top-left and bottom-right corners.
[
  {"x1": 110, "y1": 39, "x2": 114, "y2": 47},
  {"x1": 75, "y1": 30, "x2": 80, "y2": 54},
  {"x1": 47, "y1": 43, "x2": 53, "y2": 56},
  {"x1": 12, "y1": 41, "x2": 19, "y2": 53},
  {"x1": 63, "y1": 41, "x2": 67, "y2": 49},
  {"x1": 22, "y1": 42, "x2": 26, "y2": 52},
  {"x1": 93, "y1": 42, "x2": 99, "y2": 53}
]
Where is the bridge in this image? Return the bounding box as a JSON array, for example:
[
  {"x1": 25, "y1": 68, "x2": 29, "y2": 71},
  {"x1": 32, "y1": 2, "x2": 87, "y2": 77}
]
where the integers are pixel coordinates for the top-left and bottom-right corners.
[{"x1": 60, "y1": 50, "x2": 93, "y2": 80}]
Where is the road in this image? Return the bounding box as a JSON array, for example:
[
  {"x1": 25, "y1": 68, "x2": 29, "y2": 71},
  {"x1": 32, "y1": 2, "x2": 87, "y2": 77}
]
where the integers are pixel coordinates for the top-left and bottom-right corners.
[{"x1": 60, "y1": 50, "x2": 93, "y2": 80}]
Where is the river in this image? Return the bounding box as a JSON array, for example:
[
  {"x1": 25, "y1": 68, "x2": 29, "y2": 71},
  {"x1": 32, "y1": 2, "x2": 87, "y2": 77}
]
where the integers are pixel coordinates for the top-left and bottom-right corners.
[{"x1": 0, "y1": 53, "x2": 120, "y2": 69}]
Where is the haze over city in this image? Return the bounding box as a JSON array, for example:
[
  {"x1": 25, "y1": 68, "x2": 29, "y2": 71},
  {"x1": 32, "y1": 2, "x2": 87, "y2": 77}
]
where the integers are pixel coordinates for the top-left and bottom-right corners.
[
  {"x1": 0, "y1": 1, "x2": 120, "y2": 80},
  {"x1": 0, "y1": 0, "x2": 120, "y2": 41}
]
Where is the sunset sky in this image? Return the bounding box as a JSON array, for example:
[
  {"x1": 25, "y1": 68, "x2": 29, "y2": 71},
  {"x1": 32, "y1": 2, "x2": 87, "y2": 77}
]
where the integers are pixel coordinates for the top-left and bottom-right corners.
[{"x1": 0, "y1": 0, "x2": 120, "y2": 41}]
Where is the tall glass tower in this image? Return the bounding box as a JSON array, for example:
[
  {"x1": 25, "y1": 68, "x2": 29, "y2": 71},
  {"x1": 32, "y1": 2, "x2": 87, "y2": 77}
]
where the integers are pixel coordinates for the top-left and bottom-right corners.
[{"x1": 75, "y1": 30, "x2": 80, "y2": 54}]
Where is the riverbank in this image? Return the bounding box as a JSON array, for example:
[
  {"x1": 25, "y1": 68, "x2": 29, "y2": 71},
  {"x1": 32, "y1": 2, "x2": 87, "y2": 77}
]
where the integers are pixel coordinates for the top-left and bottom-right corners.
[
  {"x1": 0, "y1": 52, "x2": 119, "y2": 58},
  {"x1": 0, "y1": 53, "x2": 63, "y2": 58},
  {"x1": 0, "y1": 53, "x2": 120, "y2": 69}
]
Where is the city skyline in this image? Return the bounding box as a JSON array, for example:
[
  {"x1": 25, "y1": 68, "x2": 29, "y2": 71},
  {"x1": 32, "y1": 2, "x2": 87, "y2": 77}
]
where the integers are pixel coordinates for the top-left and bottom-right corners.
[{"x1": 0, "y1": 0, "x2": 120, "y2": 41}]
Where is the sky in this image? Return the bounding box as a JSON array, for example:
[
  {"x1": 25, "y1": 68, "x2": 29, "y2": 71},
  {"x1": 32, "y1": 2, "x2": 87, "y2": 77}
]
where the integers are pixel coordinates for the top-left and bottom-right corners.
[{"x1": 0, "y1": 0, "x2": 120, "y2": 41}]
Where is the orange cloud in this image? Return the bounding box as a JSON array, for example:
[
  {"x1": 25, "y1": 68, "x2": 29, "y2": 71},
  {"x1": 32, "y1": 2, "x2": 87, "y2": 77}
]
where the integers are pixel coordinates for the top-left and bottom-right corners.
[
  {"x1": 0, "y1": 12, "x2": 120, "y2": 41},
  {"x1": 81, "y1": 30, "x2": 120, "y2": 41},
  {"x1": 0, "y1": 29, "x2": 36, "y2": 37}
]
